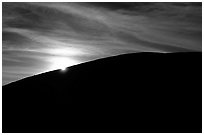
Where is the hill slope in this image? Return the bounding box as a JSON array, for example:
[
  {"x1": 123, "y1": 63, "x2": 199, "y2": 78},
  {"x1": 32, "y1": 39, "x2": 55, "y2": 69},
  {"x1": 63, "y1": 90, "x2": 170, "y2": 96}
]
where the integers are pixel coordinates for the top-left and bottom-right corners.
[{"x1": 3, "y1": 52, "x2": 202, "y2": 133}]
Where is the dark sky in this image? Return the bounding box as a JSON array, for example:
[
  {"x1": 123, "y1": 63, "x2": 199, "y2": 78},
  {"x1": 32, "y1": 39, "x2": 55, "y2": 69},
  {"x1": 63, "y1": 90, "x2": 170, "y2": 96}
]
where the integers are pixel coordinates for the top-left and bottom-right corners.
[{"x1": 2, "y1": 2, "x2": 202, "y2": 85}]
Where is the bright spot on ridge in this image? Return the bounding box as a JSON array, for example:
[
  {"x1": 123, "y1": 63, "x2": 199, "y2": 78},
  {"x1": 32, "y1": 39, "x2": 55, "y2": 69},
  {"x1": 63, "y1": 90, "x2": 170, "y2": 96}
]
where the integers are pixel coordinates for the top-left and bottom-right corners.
[{"x1": 49, "y1": 57, "x2": 79, "y2": 71}]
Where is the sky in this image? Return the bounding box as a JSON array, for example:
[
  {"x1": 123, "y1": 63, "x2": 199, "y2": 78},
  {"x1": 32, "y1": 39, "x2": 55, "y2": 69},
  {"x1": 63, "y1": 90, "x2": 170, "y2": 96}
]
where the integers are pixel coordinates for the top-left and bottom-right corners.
[{"x1": 2, "y1": 2, "x2": 202, "y2": 85}]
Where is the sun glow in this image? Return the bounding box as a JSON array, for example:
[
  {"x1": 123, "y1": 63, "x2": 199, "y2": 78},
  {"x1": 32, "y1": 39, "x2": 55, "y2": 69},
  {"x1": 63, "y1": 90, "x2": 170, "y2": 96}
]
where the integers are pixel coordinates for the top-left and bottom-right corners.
[
  {"x1": 49, "y1": 57, "x2": 79, "y2": 71},
  {"x1": 47, "y1": 48, "x2": 88, "y2": 56}
]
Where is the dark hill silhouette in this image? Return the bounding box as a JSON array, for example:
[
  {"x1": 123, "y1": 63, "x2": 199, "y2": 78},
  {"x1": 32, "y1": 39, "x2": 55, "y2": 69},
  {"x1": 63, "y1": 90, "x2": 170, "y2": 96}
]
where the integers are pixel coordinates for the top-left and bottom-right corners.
[{"x1": 3, "y1": 52, "x2": 201, "y2": 133}]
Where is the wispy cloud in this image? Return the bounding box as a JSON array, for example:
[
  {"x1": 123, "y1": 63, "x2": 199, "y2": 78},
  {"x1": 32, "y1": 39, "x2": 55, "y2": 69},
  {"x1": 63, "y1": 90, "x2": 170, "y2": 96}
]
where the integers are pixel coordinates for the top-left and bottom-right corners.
[{"x1": 2, "y1": 2, "x2": 202, "y2": 85}]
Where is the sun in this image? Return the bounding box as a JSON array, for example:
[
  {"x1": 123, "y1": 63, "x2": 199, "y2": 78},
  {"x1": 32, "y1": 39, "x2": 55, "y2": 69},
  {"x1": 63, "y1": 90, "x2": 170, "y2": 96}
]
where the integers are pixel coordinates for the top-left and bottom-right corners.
[
  {"x1": 49, "y1": 57, "x2": 79, "y2": 71},
  {"x1": 60, "y1": 67, "x2": 67, "y2": 71}
]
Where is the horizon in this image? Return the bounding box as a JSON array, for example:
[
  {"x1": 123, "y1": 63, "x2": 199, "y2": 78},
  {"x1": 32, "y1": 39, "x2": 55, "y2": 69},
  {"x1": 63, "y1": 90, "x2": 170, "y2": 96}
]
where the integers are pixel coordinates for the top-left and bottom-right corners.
[{"x1": 2, "y1": 51, "x2": 201, "y2": 86}]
